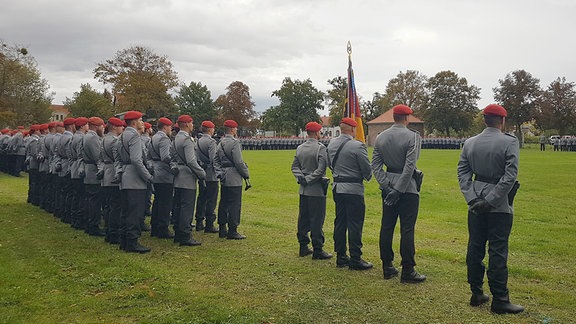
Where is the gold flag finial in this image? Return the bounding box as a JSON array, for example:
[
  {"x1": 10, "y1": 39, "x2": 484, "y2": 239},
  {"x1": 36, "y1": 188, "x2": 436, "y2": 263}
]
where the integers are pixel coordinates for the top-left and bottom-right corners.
[{"x1": 347, "y1": 41, "x2": 352, "y2": 55}]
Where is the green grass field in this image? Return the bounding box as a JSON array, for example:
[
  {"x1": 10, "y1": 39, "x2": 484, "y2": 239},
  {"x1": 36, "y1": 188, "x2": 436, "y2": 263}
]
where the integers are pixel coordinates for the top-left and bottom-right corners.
[{"x1": 1, "y1": 145, "x2": 575, "y2": 323}]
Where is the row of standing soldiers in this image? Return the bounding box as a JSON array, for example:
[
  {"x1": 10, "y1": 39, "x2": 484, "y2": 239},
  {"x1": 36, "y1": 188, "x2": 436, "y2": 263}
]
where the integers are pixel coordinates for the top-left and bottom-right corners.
[{"x1": 0, "y1": 112, "x2": 250, "y2": 253}]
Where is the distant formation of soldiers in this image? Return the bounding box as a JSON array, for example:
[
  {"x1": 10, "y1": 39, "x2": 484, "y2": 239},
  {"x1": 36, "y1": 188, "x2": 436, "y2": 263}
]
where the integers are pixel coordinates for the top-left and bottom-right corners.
[
  {"x1": 551, "y1": 136, "x2": 576, "y2": 152},
  {"x1": 0, "y1": 112, "x2": 250, "y2": 254}
]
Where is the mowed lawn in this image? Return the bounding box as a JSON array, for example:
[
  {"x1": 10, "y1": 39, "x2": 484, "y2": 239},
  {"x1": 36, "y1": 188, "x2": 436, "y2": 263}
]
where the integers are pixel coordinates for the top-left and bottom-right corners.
[{"x1": 0, "y1": 145, "x2": 575, "y2": 323}]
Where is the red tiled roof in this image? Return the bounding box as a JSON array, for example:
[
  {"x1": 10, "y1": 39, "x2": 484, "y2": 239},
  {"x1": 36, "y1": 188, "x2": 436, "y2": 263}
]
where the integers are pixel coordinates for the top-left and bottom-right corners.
[{"x1": 366, "y1": 109, "x2": 424, "y2": 124}]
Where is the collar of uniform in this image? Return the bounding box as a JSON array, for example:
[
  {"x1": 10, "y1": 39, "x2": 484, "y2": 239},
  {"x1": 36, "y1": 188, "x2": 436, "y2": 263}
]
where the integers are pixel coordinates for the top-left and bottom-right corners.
[
  {"x1": 156, "y1": 130, "x2": 166, "y2": 137},
  {"x1": 63, "y1": 130, "x2": 73, "y2": 135},
  {"x1": 87, "y1": 130, "x2": 97, "y2": 135},
  {"x1": 177, "y1": 130, "x2": 189, "y2": 137},
  {"x1": 483, "y1": 127, "x2": 502, "y2": 134},
  {"x1": 306, "y1": 138, "x2": 318, "y2": 143},
  {"x1": 392, "y1": 123, "x2": 407, "y2": 129},
  {"x1": 341, "y1": 134, "x2": 353, "y2": 140},
  {"x1": 125, "y1": 126, "x2": 137, "y2": 134},
  {"x1": 224, "y1": 134, "x2": 235, "y2": 139}
]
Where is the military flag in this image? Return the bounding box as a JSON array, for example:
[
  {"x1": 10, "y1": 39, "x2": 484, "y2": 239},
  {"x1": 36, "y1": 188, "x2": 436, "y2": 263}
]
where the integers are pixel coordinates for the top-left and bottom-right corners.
[{"x1": 344, "y1": 41, "x2": 365, "y2": 143}]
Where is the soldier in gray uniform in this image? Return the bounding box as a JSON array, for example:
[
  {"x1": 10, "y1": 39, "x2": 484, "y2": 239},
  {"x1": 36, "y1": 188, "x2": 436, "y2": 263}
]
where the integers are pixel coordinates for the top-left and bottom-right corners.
[
  {"x1": 0, "y1": 129, "x2": 11, "y2": 174},
  {"x1": 457, "y1": 104, "x2": 524, "y2": 314},
  {"x1": 148, "y1": 117, "x2": 175, "y2": 239},
  {"x1": 70, "y1": 117, "x2": 89, "y2": 230},
  {"x1": 194, "y1": 120, "x2": 220, "y2": 233},
  {"x1": 9, "y1": 127, "x2": 26, "y2": 176},
  {"x1": 36, "y1": 124, "x2": 50, "y2": 210},
  {"x1": 142, "y1": 122, "x2": 154, "y2": 225},
  {"x1": 49, "y1": 122, "x2": 64, "y2": 214},
  {"x1": 327, "y1": 117, "x2": 373, "y2": 270},
  {"x1": 171, "y1": 114, "x2": 206, "y2": 246},
  {"x1": 100, "y1": 117, "x2": 124, "y2": 244},
  {"x1": 83, "y1": 117, "x2": 105, "y2": 236},
  {"x1": 214, "y1": 119, "x2": 250, "y2": 240},
  {"x1": 291, "y1": 121, "x2": 332, "y2": 260},
  {"x1": 55, "y1": 118, "x2": 76, "y2": 222},
  {"x1": 25, "y1": 125, "x2": 41, "y2": 205},
  {"x1": 117, "y1": 111, "x2": 153, "y2": 253},
  {"x1": 371, "y1": 104, "x2": 426, "y2": 283}
]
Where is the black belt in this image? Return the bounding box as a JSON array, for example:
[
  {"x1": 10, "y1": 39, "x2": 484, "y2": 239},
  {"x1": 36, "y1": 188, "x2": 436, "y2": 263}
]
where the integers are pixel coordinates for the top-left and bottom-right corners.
[
  {"x1": 333, "y1": 177, "x2": 363, "y2": 183},
  {"x1": 177, "y1": 162, "x2": 186, "y2": 165},
  {"x1": 386, "y1": 167, "x2": 403, "y2": 174},
  {"x1": 103, "y1": 162, "x2": 113, "y2": 165},
  {"x1": 474, "y1": 175, "x2": 500, "y2": 184},
  {"x1": 121, "y1": 162, "x2": 131, "y2": 165},
  {"x1": 84, "y1": 161, "x2": 96, "y2": 165},
  {"x1": 221, "y1": 163, "x2": 234, "y2": 168},
  {"x1": 152, "y1": 158, "x2": 161, "y2": 161}
]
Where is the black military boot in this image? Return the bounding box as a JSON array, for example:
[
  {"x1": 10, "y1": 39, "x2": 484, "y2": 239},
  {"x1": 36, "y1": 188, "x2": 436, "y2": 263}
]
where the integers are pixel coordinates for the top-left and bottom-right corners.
[
  {"x1": 195, "y1": 221, "x2": 205, "y2": 231},
  {"x1": 299, "y1": 245, "x2": 313, "y2": 257},
  {"x1": 491, "y1": 295, "x2": 524, "y2": 314},
  {"x1": 336, "y1": 254, "x2": 350, "y2": 268},
  {"x1": 312, "y1": 249, "x2": 333, "y2": 260},
  {"x1": 383, "y1": 263, "x2": 399, "y2": 279},
  {"x1": 227, "y1": 231, "x2": 246, "y2": 240},
  {"x1": 400, "y1": 268, "x2": 426, "y2": 283},
  {"x1": 180, "y1": 237, "x2": 202, "y2": 246},
  {"x1": 125, "y1": 240, "x2": 151, "y2": 254},
  {"x1": 470, "y1": 291, "x2": 490, "y2": 306},
  {"x1": 349, "y1": 258, "x2": 373, "y2": 271},
  {"x1": 204, "y1": 223, "x2": 219, "y2": 233}
]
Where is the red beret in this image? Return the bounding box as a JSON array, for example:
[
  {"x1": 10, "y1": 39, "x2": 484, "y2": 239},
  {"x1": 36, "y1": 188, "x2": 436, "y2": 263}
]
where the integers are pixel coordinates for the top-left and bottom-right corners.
[
  {"x1": 305, "y1": 122, "x2": 322, "y2": 132},
  {"x1": 63, "y1": 118, "x2": 76, "y2": 126},
  {"x1": 158, "y1": 117, "x2": 173, "y2": 126},
  {"x1": 39, "y1": 124, "x2": 49, "y2": 131},
  {"x1": 108, "y1": 117, "x2": 124, "y2": 127},
  {"x1": 201, "y1": 120, "x2": 215, "y2": 128},
  {"x1": 177, "y1": 115, "x2": 193, "y2": 123},
  {"x1": 483, "y1": 104, "x2": 507, "y2": 117},
  {"x1": 48, "y1": 122, "x2": 57, "y2": 128},
  {"x1": 1, "y1": 129, "x2": 10, "y2": 134},
  {"x1": 74, "y1": 117, "x2": 89, "y2": 127},
  {"x1": 56, "y1": 122, "x2": 64, "y2": 127},
  {"x1": 124, "y1": 110, "x2": 143, "y2": 121},
  {"x1": 144, "y1": 122, "x2": 152, "y2": 129},
  {"x1": 223, "y1": 120, "x2": 238, "y2": 128},
  {"x1": 340, "y1": 117, "x2": 357, "y2": 127},
  {"x1": 23, "y1": 131, "x2": 29, "y2": 136},
  {"x1": 89, "y1": 117, "x2": 105, "y2": 126},
  {"x1": 392, "y1": 104, "x2": 413, "y2": 115},
  {"x1": 29, "y1": 125, "x2": 37, "y2": 131},
  {"x1": 11, "y1": 130, "x2": 18, "y2": 135},
  {"x1": 17, "y1": 126, "x2": 25, "y2": 129}
]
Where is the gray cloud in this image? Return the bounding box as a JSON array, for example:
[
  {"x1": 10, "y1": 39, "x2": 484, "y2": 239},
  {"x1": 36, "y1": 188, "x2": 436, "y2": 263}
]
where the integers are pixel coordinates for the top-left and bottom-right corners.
[{"x1": 2, "y1": 0, "x2": 575, "y2": 113}]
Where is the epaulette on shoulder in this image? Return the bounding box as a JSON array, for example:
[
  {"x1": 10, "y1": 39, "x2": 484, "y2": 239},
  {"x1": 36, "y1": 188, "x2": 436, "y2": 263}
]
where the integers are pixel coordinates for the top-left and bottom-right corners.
[{"x1": 409, "y1": 128, "x2": 420, "y2": 135}]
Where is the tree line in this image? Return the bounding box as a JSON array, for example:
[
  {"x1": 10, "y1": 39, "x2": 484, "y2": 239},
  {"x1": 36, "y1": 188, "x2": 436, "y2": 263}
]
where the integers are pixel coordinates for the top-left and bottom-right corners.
[{"x1": 2, "y1": 42, "x2": 576, "y2": 144}]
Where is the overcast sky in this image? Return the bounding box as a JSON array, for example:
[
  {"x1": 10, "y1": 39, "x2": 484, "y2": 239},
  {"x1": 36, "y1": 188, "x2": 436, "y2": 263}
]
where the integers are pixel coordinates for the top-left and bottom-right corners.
[{"x1": 2, "y1": 0, "x2": 575, "y2": 115}]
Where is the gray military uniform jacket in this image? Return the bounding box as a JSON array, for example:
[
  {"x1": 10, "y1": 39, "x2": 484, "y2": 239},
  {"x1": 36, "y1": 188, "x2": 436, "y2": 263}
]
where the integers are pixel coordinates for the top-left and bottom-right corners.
[
  {"x1": 38, "y1": 135, "x2": 50, "y2": 173},
  {"x1": 82, "y1": 130, "x2": 102, "y2": 185},
  {"x1": 197, "y1": 133, "x2": 218, "y2": 182},
  {"x1": 148, "y1": 131, "x2": 174, "y2": 184},
  {"x1": 57, "y1": 131, "x2": 73, "y2": 177},
  {"x1": 25, "y1": 134, "x2": 40, "y2": 170},
  {"x1": 9, "y1": 132, "x2": 25, "y2": 155},
  {"x1": 291, "y1": 138, "x2": 328, "y2": 197},
  {"x1": 371, "y1": 124, "x2": 421, "y2": 195},
  {"x1": 70, "y1": 130, "x2": 85, "y2": 179},
  {"x1": 172, "y1": 130, "x2": 206, "y2": 190},
  {"x1": 457, "y1": 127, "x2": 519, "y2": 214},
  {"x1": 117, "y1": 127, "x2": 152, "y2": 190},
  {"x1": 100, "y1": 133, "x2": 119, "y2": 187},
  {"x1": 327, "y1": 134, "x2": 372, "y2": 196},
  {"x1": 214, "y1": 134, "x2": 249, "y2": 187}
]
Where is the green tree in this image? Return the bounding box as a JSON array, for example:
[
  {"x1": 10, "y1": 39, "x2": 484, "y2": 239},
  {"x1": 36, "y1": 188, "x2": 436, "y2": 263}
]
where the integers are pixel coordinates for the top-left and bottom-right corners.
[
  {"x1": 325, "y1": 76, "x2": 347, "y2": 126},
  {"x1": 64, "y1": 83, "x2": 114, "y2": 118},
  {"x1": 0, "y1": 41, "x2": 52, "y2": 127},
  {"x1": 214, "y1": 81, "x2": 256, "y2": 136},
  {"x1": 175, "y1": 81, "x2": 217, "y2": 129},
  {"x1": 93, "y1": 45, "x2": 179, "y2": 118},
  {"x1": 423, "y1": 70, "x2": 480, "y2": 136},
  {"x1": 263, "y1": 77, "x2": 324, "y2": 135},
  {"x1": 535, "y1": 77, "x2": 576, "y2": 135},
  {"x1": 493, "y1": 70, "x2": 541, "y2": 146},
  {"x1": 376, "y1": 70, "x2": 429, "y2": 117}
]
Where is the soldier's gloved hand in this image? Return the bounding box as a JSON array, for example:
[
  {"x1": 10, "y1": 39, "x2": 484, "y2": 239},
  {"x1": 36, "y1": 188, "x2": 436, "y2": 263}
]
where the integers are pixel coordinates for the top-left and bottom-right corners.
[
  {"x1": 96, "y1": 169, "x2": 104, "y2": 180},
  {"x1": 470, "y1": 198, "x2": 492, "y2": 214},
  {"x1": 297, "y1": 176, "x2": 307, "y2": 185},
  {"x1": 384, "y1": 188, "x2": 401, "y2": 206}
]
